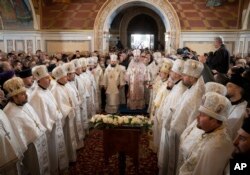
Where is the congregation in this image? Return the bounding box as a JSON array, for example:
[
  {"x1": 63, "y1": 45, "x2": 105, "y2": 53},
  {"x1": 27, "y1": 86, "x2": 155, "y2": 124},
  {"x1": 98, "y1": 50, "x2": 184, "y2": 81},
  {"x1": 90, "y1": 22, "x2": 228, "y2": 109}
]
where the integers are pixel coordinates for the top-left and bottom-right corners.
[{"x1": 0, "y1": 36, "x2": 250, "y2": 175}]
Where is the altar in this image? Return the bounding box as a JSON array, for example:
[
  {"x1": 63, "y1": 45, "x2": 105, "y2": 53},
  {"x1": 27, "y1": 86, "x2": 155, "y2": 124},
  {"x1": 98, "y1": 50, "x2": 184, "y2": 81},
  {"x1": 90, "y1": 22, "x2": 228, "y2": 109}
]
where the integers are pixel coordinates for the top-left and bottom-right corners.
[
  {"x1": 90, "y1": 114, "x2": 152, "y2": 175},
  {"x1": 103, "y1": 127, "x2": 142, "y2": 175}
]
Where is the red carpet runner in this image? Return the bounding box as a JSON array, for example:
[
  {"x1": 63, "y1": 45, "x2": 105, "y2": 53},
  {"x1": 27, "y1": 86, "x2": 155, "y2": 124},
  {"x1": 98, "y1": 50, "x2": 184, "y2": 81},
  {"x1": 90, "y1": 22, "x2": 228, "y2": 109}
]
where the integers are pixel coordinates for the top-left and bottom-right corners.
[{"x1": 69, "y1": 129, "x2": 158, "y2": 175}]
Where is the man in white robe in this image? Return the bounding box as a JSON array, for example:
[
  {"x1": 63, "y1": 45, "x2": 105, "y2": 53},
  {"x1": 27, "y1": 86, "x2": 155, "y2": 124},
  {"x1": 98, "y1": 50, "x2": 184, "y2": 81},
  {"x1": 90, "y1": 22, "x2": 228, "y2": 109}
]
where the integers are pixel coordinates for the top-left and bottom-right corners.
[
  {"x1": 3, "y1": 77, "x2": 50, "y2": 175},
  {"x1": 64, "y1": 62, "x2": 85, "y2": 149},
  {"x1": 51, "y1": 65, "x2": 77, "y2": 163},
  {"x1": 226, "y1": 74, "x2": 248, "y2": 140},
  {"x1": 0, "y1": 110, "x2": 23, "y2": 175},
  {"x1": 161, "y1": 59, "x2": 205, "y2": 175},
  {"x1": 118, "y1": 64, "x2": 126, "y2": 105},
  {"x1": 146, "y1": 52, "x2": 164, "y2": 110},
  {"x1": 80, "y1": 58, "x2": 96, "y2": 118},
  {"x1": 86, "y1": 57, "x2": 98, "y2": 114},
  {"x1": 157, "y1": 59, "x2": 187, "y2": 175},
  {"x1": 92, "y1": 56, "x2": 104, "y2": 112},
  {"x1": 151, "y1": 60, "x2": 172, "y2": 153},
  {"x1": 177, "y1": 82, "x2": 228, "y2": 172},
  {"x1": 178, "y1": 92, "x2": 233, "y2": 175},
  {"x1": 126, "y1": 49, "x2": 148, "y2": 110},
  {"x1": 72, "y1": 58, "x2": 89, "y2": 132},
  {"x1": 30, "y1": 65, "x2": 68, "y2": 174},
  {"x1": 102, "y1": 54, "x2": 125, "y2": 114},
  {"x1": 147, "y1": 52, "x2": 163, "y2": 83}
]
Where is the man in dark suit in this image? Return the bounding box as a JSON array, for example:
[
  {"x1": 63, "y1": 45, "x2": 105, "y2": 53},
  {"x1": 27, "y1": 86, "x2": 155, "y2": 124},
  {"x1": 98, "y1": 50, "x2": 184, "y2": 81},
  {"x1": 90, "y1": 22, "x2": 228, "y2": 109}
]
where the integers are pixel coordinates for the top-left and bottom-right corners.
[{"x1": 207, "y1": 36, "x2": 230, "y2": 74}]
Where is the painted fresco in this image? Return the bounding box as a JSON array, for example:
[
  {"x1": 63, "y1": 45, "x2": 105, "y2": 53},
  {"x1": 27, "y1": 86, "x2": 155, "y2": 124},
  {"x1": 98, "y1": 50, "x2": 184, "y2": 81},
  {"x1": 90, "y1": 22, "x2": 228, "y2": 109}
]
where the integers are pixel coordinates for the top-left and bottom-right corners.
[{"x1": 0, "y1": 0, "x2": 33, "y2": 30}]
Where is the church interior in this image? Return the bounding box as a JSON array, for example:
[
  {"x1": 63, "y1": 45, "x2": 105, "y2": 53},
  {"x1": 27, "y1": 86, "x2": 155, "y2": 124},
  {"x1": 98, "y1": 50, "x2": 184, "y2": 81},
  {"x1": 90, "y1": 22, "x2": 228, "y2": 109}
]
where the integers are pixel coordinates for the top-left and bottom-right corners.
[
  {"x1": 1, "y1": 0, "x2": 250, "y2": 175},
  {"x1": 0, "y1": 0, "x2": 249, "y2": 55}
]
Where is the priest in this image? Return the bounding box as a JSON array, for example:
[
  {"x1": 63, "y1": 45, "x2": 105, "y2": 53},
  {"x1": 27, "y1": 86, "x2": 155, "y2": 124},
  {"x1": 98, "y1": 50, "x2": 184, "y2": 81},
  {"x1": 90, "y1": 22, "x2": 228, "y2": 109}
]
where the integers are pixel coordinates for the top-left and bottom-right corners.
[
  {"x1": 3, "y1": 77, "x2": 50, "y2": 175},
  {"x1": 30, "y1": 65, "x2": 68, "y2": 175}
]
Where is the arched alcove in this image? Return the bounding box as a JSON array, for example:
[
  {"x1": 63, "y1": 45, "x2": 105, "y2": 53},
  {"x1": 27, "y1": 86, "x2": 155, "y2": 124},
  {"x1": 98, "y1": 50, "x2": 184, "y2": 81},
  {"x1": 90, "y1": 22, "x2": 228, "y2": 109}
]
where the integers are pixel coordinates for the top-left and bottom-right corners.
[
  {"x1": 110, "y1": 6, "x2": 165, "y2": 50},
  {"x1": 126, "y1": 14, "x2": 158, "y2": 49},
  {"x1": 94, "y1": 0, "x2": 181, "y2": 53}
]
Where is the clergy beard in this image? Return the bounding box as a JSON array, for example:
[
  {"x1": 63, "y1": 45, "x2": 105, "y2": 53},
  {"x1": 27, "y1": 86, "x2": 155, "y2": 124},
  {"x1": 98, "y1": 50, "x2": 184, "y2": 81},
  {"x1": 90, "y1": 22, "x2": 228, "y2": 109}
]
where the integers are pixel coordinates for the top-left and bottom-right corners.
[
  {"x1": 182, "y1": 80, "x2": 191, "y2": 88},
  {"x1": 17, "y1": 100, "x2": 27, "y2": 106},
  {"x1": 226, "y1": 94, "x2": 232, "y2": 99},
  {"x1": 111, "y1": 64, "x2": 116, "y2": 67}
]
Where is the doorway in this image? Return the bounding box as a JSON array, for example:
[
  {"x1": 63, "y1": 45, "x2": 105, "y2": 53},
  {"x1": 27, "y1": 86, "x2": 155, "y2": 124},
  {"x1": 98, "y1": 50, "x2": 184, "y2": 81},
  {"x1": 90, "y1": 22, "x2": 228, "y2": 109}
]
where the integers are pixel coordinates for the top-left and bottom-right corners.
[{"x1": 131, "y1": 34, "x2": 154, "y2": 49}]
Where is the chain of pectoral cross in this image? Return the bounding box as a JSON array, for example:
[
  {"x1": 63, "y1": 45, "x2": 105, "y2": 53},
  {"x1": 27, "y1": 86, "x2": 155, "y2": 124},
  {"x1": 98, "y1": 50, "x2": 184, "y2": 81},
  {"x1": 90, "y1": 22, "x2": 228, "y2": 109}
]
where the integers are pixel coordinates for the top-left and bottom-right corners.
[
  {"x1": 0, "y1": 120, "x2": 11, "y2": 140},
  {"x1": 22, "y1": 105, "x2": 42, "y2": 131}
]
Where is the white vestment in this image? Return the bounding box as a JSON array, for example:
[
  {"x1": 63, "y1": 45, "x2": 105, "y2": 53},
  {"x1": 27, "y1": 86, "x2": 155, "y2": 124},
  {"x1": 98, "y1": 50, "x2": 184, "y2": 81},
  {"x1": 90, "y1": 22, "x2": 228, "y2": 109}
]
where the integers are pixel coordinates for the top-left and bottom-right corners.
[
  {"x1": 227, "y1": 100, "x2": 247, "y2": 140},
  {"x1": 147, "y1": 61, "x2": 161, "y2": 106},
  {"x1": 93, "y1": 64, "x2": 104, "y2": 112},
  {"x1": 30, "y1": 85, "x2": 68, "y2": 174},
  {"x1": 170, "y1": 77, "x2": 205, "y2": 135},
  {"x1": 152, "y1": 80, "x2": 171, "y2": 152},
  {"x1": 26, "y1": 82, "x2": 35, "y2": 102},
  {"x1": 147, "y1": 61, "x2": 161, "y2": 82},
  {"x1": 68, "y1": 81, "x2": 85, "y2": 149},
  {"x1": 178, "y1": 125, "x2": 233, "y2": 175},
  {"x1": 159, "y1": 77, "x2": 205, "y2": 175},
  {"x1": 81, "y1": 71, "x2": 96, "y2": 118},
  {"x1": 148, "y1": 75, "x2": 164, "y2": 114},
  {"x1": 87, "y1": 70, "x2": 98, "y2": 113},
  {"x1": 126, "y1": 60, "x2": 148, "y2": 110},
  {"x1": 29, "y1": 85, "x2": 56, "y2": 132},
  {"x1": 0, "y1": 110, "x2": 23, "y2": 175},
  {"x1": 103, "y1": 64, "x2": 125, "y2": 113},
  {"x1": 75, "y1": 74, "x2": 89, "y2": 130},
  {"x1": 51, "y1": 83, "x2": 77, "y2": 162},
  {"x1": 177, "y1": 120, "x2": 203, "y2": 171},
  {"x1": 118, "y1": 65, "x2": 126, "y2": 105},
  {"x1": 158, "y1": 80, "x2": 187, "y2": 173},
  {"x1": 3, "y1": 103, "x2": 50, "y2": 175}
]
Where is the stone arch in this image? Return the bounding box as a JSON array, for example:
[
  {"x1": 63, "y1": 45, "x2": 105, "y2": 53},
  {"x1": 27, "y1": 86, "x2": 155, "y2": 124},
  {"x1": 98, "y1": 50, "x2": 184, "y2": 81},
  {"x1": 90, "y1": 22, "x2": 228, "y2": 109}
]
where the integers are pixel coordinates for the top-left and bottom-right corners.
[
  {"x1": 119, "y1": 7, "x2": 165, "y2": 49},
  {"x1": 29, "y1": 0, "x2": 39, "y2": 29},
  {"x1": 94, "y1": 0, "x2": 181, "y2": 53}
]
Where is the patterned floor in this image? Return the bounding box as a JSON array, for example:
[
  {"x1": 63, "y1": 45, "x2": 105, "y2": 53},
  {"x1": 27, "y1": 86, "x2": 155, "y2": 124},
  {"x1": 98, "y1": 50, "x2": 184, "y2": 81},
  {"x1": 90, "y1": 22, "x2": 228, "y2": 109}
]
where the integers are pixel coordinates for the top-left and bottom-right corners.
[{"x1": 69, "y1": 129, "x2": 158, "y2": 175}]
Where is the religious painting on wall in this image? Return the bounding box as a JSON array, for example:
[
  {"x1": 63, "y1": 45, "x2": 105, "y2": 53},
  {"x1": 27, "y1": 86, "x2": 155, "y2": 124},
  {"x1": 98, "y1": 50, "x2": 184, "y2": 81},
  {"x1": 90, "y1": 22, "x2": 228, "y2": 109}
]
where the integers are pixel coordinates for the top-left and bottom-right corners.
[{"x1": 0, "y1": 0, "x2": 33, "y2": 30}]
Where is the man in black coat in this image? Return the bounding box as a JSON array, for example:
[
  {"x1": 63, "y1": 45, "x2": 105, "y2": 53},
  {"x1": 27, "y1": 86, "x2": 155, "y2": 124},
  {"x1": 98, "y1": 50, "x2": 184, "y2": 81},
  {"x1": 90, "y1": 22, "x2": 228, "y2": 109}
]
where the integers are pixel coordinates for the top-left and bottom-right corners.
[
  {"x1": 229, "y1": 116, "x2": 250, "y2": 175},
  {"x1": 206, "y1": 36, "x2": 230, "y2": 74}
]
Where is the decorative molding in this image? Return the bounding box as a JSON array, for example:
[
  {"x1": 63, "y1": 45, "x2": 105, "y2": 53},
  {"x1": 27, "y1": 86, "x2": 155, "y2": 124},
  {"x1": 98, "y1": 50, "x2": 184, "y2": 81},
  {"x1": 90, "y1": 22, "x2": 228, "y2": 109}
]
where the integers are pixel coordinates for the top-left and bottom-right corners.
[
  {"x1": 45, "y1": 40, "x2": 91, "y2": 54},
  {"x1": 7, "y1": 40, "x2": 14, "y2": 53},
  {"x1": 15, "y1": 40, "x2": 25, "y2": 52},
  {"x1": 37, "y1": 40, "x2": 41, "y2": 50}
]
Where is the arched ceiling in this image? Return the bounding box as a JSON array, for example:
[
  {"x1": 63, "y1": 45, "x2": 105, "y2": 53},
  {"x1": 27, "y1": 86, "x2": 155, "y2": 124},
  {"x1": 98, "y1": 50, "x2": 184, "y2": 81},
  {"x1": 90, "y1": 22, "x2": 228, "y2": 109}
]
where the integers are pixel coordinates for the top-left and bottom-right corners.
[{"x1": 0, "y1": 0, "x2": 244, "y2": 30}]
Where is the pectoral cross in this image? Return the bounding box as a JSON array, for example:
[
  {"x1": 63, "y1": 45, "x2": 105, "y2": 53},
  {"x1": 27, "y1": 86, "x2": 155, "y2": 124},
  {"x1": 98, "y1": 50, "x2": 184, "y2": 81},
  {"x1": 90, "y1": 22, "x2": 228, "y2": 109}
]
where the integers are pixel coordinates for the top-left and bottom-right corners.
[
  {"x1": 0, "y1": 120, "x2": 11, "y2": 140},
  {"x1": 34, "y1": 120, "x2": 41, "y2": 130}
]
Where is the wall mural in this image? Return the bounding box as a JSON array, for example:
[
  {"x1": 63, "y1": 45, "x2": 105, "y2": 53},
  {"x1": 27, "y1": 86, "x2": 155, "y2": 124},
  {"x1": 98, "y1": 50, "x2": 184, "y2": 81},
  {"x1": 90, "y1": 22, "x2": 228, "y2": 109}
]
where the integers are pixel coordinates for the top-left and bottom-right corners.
[{"x1": 0, "y1": 0, "x2": 33, "y2": 30}]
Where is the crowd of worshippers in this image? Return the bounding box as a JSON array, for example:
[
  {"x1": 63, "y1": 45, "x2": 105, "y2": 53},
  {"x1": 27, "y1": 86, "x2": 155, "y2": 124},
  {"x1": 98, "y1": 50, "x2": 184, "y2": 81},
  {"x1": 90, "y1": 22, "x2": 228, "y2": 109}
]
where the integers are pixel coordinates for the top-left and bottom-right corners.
[{"x1": 1, "y1": 36, "x2": 250, "y2": 175}]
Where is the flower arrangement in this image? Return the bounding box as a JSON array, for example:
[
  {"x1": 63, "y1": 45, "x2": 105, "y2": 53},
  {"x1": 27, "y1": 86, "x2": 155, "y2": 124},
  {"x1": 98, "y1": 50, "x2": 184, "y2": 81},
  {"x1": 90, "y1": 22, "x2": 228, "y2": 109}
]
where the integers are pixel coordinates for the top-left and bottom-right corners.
[{"x1": 90, "y1": 114, "x2": 153, "y2": 131}]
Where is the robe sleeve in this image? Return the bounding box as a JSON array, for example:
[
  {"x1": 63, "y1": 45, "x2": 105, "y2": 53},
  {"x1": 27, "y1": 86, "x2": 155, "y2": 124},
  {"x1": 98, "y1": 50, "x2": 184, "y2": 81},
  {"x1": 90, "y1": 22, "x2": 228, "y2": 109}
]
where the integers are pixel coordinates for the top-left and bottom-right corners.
[
  {"x1": 119, "y1": 67, "x2": 126, "y2": 86},
  {"x1": 192, "y1": 144, "x2": 233, "y2": 175},
  {"x1": 51, "y1": 88, "x2": 72, "y2": 120}
]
